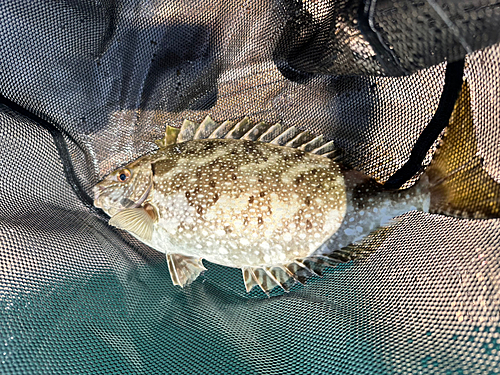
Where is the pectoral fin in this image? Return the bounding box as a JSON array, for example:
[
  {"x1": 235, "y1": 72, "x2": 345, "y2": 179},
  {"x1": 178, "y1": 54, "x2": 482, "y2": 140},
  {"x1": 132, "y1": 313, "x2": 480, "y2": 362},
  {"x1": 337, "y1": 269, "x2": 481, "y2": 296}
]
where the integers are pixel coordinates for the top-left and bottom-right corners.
[
  {"x1": 167, "y1": 254, "x2": 207, "y2": 287},
  {"x1": 109, "y1": 208, "x2": 154, "y2": 241}
]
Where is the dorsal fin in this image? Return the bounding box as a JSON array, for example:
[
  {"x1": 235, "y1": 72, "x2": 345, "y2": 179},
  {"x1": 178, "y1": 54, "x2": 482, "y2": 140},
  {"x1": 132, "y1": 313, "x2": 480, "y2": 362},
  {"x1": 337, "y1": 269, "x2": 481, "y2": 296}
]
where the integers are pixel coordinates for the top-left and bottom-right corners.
[
  {"x1": 241, "y1": 121, "x2": 272, "y2": 141},
  {"x1": 155, "y1": 125, "x2": 180, "y2": 148},
  {"x1": 157, "y1": 116, "x2": 337, "y2": 157},
  {"x1": 194, "y1": 116, "x2": 220, "y2": 140},
  {"x1": 177, "y1": 119, "x2": 199, "y2": 143}
]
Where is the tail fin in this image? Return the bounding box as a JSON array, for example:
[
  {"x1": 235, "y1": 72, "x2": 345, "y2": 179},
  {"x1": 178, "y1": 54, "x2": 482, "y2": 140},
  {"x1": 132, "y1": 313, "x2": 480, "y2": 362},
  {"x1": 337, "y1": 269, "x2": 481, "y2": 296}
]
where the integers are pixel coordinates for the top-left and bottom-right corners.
[{"x1": 426, "y1": 82, "x2": 500, "y2": 218}]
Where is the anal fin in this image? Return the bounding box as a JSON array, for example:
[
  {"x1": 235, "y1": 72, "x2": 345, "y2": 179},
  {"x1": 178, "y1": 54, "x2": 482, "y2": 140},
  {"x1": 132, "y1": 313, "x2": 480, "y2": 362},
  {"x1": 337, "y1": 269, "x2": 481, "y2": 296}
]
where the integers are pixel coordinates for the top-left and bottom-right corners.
[
  {"x1": 167, "y1": 254, "x2": 207, "y2": 287},
  {"x1": 244, "y1": 266, "x2": 297, "y2": 294},
  {"x1": 242, "y1": 267, "x2": 269, "y2": 295},
  {"x1": 242, "y1": 262, "x2": 321, "y2": 295},
  {"x1": 264, "y1": 267, "x2": 291, "y2": 292},
  {"x1": 283, "y1": 261, "x2": 317, "y2": 285}
]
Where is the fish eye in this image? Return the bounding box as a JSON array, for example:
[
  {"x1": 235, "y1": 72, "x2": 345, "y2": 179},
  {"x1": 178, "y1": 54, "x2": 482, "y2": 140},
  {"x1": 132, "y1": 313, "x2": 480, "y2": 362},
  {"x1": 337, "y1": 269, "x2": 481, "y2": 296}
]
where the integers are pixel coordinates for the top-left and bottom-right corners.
[{"x1": 117, "y1": 169, "x2": 131, "y2": 182}]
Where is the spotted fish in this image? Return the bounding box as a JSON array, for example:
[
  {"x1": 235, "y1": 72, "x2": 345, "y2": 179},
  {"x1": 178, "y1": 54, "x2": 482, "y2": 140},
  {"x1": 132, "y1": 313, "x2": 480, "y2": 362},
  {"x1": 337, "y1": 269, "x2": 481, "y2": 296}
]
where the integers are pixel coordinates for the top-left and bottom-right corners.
[{"x1": 93, "y1": 84, "x2": 500, "y2": 293}]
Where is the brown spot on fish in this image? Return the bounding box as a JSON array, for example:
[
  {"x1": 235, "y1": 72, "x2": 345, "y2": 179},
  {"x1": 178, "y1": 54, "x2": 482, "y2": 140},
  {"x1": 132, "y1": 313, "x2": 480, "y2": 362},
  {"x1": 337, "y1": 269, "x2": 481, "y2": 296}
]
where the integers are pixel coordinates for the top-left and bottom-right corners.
[
  {"x1": 244, "y1": 142, "x2": 257, "y2": 154},
  {"x1": 203, "y1": 142, "x2": 215, "y2": 151},
  {"x1": 209, "y1": 180, "x2": 216, "y2": 188},
  {"x1": 258, "y1": 177, "x2": 264, "y2": 183},
  {"x1": 196, "y1": 205, "x2": 203, "y2": 215},
  {"x1": 257, "y1": 217, "x2": 263, "y2": 225},
  {"x1": 259, "y1": 191, "x2": 266, "y2": 197},
  {"x1": 183, "y1": 146, "x2": 198, "y2": 155},
  {"x1": 311, "y1": 169, "x2": 317, "y2": 175},
  {"x1": 213, "y1": 192, "x2": 219, "y2": 203},
  {"x1": 249, "y1": 196, "x2": 254, "y2": 204},
  {"x1": 243, "y1": 217, "x2": 249, "y2": 225},
  {"x1": 185, "y1": 191, "x2": 191, "y2": 199},
  {"x1": 295, "y1": 174, "x2": 305, "y2": 186},
  {"x1": 306, "y1": 219, "x2": 312, "y2": 230},
  {"x1": 224, "y1": 225, "x2": 233, "y2": 234},
  {"x1": 305, "y1": 196, "x2": 311, "y2": 205},
  {"x1": 232, "y1": 174, "x2": 237, "y2": 181}
]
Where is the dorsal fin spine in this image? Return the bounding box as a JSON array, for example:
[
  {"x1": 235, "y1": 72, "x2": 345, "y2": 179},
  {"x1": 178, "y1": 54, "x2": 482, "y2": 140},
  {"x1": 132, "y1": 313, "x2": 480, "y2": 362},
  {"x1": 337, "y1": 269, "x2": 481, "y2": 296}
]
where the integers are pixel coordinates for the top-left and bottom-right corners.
[{"x1": 160, "y1": 116, "x2": 337, "y2": 154}]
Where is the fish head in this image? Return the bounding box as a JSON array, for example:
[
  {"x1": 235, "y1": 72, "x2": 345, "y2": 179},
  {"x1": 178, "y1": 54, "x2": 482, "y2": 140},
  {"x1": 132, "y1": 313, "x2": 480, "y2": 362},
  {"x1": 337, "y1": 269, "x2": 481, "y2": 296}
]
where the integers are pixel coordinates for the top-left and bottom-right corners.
[{"x1": 93, "y1": 157, "x2": 153, "y2": 217}]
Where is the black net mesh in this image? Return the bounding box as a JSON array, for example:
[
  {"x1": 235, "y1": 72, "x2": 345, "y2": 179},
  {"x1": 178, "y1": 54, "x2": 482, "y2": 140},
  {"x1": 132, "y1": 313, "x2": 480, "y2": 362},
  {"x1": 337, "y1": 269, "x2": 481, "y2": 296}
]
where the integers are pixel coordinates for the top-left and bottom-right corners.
[{"x1": 1, "y1": 0, "x2": 500, "y2": 374}]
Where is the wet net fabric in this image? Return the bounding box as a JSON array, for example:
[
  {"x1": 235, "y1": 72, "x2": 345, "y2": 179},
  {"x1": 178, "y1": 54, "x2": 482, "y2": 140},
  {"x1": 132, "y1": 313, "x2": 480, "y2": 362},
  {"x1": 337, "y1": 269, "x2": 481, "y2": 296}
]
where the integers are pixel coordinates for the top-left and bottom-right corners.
[{"x1": 1, "y1": 1, "x2": 500, "y2": 374}]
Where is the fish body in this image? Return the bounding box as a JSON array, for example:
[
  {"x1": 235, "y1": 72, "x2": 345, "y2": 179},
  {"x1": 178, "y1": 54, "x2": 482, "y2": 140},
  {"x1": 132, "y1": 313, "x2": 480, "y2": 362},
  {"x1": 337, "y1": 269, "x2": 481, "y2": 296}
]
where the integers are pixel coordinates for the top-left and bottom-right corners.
[
  {"x1": 96, "y1": 138, "x2": 346, "y2": 267},
  {"x1": 94, "y1": 90, "x2": 499, "y2": 293},
  {"x1": 93, "y1": 117, "x2": 426, "y2": 293}
]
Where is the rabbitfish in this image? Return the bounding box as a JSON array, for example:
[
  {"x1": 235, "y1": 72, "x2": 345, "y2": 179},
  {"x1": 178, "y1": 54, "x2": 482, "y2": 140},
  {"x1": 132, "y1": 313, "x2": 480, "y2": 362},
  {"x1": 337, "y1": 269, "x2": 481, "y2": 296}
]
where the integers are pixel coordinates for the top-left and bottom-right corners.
[
  {"x1": 94, "y1": 98, "x2": 498, "y2": 294},
  {"x1": 94, "y1": 117, "x2": 347, "y2": 293}
]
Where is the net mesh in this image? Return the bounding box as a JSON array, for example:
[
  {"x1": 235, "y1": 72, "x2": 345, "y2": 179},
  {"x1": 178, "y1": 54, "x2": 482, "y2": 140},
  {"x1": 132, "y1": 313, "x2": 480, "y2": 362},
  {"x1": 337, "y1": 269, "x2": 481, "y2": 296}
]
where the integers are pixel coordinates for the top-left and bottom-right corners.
[{"x1": 1, "y1": 0, "x2": 500, "y2": 374}]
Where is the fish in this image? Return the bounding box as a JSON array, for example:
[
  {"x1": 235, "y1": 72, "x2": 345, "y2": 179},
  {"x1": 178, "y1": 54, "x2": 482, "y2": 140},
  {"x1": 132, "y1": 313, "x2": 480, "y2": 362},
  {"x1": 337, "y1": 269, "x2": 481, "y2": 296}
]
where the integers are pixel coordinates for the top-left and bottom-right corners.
[{"x1": 93, "y1": 82, "x2": 500, "y2": 294}]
